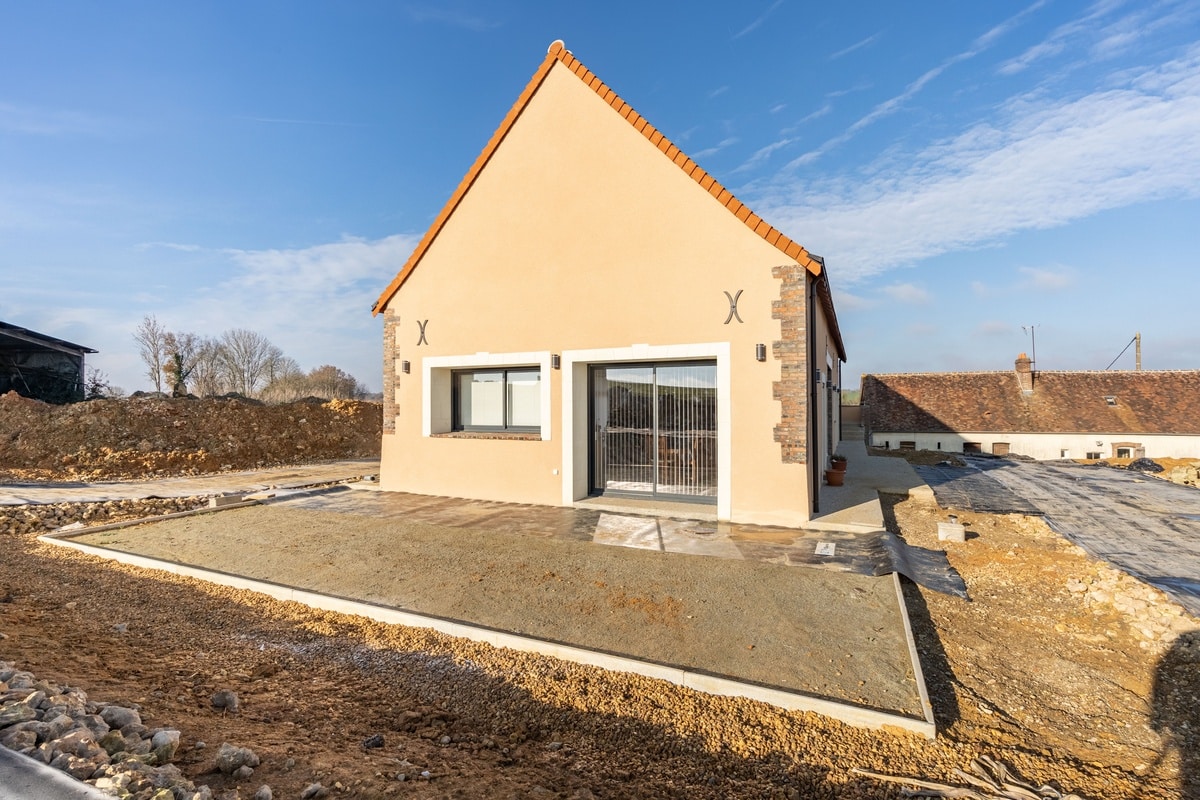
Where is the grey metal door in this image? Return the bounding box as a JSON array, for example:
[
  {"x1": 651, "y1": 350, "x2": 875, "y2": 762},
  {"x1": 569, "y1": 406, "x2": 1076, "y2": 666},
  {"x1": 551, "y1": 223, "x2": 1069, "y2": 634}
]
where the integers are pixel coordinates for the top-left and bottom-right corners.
[{"x1": 591, "y1": 362, "x2": 717, "y2": 501}]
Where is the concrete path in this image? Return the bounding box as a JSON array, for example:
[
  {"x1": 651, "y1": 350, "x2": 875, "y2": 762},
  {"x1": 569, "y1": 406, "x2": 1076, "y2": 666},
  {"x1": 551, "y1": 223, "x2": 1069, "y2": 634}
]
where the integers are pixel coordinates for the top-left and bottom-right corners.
[
  {"x1": 810, "y1": 440, "x2": 934, "y2": 531},
  {"x1": 919, "y1": 456, "x2": 1200, "y2": 616},
  {"x1": 0, "y1": 459, "x2": 379, "y2": 505}
]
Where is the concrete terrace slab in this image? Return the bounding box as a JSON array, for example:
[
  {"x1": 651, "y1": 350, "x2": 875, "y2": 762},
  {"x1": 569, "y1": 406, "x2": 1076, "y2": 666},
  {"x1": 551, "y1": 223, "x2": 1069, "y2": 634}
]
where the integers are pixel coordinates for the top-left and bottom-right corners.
[
  {"x1": 47, "y1": 491, "x2": 934, "y2": 736},
  {"x1": 0, "y1": 460, "x2": 379, "y2": 505},
  {"x1": 31, "y1": 447, "x2": 941, "y2": 735}
]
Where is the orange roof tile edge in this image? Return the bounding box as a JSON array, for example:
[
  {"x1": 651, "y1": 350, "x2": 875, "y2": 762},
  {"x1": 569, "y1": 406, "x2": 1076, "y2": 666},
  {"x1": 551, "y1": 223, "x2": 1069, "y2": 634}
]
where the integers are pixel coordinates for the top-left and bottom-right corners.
[{"x1": 373, "y1": 41, "x2": 822, "y2": 315}]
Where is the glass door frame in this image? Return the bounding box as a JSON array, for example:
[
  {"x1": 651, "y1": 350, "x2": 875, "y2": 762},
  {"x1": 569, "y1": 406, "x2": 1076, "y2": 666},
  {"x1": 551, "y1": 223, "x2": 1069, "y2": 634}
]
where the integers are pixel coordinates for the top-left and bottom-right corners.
[{"x1": 587, "y1": 359, "x2": 718, "y2": 504}]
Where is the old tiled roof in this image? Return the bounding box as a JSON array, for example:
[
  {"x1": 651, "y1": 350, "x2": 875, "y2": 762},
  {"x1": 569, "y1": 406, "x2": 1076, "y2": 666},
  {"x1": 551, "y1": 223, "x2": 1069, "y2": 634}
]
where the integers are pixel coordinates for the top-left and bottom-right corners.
[
  {"x1": 862, "y1": 369, "x2": 1200, "y2": 435},
  {"x1": 373, "y1": 41, "x2": 844, "y2": 359}
]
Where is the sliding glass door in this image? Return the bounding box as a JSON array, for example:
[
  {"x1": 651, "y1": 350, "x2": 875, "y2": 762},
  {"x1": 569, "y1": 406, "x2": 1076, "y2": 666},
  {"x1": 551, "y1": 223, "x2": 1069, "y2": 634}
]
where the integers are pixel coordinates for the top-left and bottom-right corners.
[{"x1": 591, "y1": 361, "x2": 717, "y2": 501}]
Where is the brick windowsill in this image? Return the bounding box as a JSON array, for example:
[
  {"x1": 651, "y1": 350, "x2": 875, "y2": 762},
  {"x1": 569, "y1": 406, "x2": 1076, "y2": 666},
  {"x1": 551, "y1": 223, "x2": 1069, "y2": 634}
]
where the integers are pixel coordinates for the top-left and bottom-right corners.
[{"x1": 431, "y1": 431, "x2": 542, "y2": 441}]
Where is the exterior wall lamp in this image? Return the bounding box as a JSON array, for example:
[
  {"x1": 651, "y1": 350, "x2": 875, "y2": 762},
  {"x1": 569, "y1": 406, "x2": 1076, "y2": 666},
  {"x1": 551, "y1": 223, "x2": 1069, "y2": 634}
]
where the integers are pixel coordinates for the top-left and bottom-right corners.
[
  {"x1": 551, "y1": 353, "x2": 561, "y2": 369},
  {"x1": 755, "y1": 343, "x2": 766, "y2": 362},
  {"x1": 402, "y1": 360, "x2": 410, "y2": 374}
]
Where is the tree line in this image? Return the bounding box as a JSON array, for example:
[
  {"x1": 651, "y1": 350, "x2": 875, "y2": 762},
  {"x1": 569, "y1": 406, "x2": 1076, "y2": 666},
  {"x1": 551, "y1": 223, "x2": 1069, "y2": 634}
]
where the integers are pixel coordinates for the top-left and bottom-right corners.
[{"x1": 133, "y1": 315, "x2": 369, "y2": 402}]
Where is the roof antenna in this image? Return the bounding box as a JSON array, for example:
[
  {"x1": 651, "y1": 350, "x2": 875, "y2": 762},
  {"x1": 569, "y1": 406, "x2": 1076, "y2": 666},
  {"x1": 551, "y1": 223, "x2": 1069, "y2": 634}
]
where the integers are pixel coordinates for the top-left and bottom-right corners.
[
  {"x1": 1105, "y1": 333, "x2": 1140, "y2": 370},
  {"x1": 1021, "y1": 325, "x2": 1037, "y2": 371}
]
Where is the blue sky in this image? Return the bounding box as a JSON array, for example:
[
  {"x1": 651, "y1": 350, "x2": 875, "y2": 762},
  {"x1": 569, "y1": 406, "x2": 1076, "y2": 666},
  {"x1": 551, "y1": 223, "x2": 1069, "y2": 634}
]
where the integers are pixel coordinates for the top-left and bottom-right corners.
[{"x1": 3, "y1": 1, "x2": 1198, "y2": 393}]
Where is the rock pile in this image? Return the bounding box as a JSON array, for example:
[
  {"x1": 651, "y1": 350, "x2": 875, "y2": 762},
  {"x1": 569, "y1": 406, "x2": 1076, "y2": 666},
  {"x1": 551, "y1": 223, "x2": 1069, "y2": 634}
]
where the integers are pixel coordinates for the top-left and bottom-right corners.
[
  {"x1": 0, "y1": 660, "x2": 244, "y2": 799},
  {"x1": 1161, "y1": 461, "x2": 1200, "y2": 488},
  {"x1": 1066, "y1": 565, "x2": 1197, "y2": 649},
  {"x1": 0, "y1": 392, "x2": 381, "y2": 482},
  {"x1": 0, "y1": 498, "x2": 205, "y2": 536}
]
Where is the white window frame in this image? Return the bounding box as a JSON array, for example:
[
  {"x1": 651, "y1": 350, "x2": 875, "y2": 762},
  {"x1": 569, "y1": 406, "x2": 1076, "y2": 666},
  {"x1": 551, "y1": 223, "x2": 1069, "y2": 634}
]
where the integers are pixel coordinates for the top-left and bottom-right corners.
[{"x1": 423, "y1": 351, "x2": 553, "y2": 440}]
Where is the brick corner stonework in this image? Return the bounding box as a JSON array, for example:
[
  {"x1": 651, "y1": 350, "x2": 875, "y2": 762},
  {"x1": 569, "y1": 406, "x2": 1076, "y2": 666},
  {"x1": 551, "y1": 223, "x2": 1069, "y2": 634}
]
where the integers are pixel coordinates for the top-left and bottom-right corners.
[
  {"x1": 382, "y1": 309, "x2": 399, "y2": 434},
  {"x1": 771, "y1": 264, "x2": 808, "y2": 464}
]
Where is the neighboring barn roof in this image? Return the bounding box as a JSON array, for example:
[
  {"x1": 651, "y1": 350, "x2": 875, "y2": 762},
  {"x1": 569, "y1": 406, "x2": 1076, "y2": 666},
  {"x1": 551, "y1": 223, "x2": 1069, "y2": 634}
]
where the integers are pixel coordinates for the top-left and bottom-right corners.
[
  {"x1": 0, "y1": 321, "x2": 97, "y2": 356},
  {"x1": 863, "y1": 365, "x2": 1200, "y2": 436},
  {"x1": 372, "y1": 41, "x2": 844, "y2": 359}
]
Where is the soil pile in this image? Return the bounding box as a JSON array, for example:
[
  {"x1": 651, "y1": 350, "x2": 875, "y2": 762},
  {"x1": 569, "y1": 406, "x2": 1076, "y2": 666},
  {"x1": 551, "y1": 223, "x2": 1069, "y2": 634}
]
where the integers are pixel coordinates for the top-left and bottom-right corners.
[{"x1": 0, "y1": 392, "x2": 381, "y2": 481}]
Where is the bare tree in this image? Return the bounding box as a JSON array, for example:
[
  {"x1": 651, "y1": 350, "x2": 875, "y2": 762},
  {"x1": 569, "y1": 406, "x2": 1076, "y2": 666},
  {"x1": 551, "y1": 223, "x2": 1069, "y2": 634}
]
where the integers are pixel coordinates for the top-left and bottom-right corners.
[
  {"x1": 189, "y1": 337, "x2": 227, "y2": 397},
  {"x1": 217, "y1": 328, "x2": 280, "y2": 397},
  {"x1": 132, "y1": 315, "x2": 167, "y2": 393},
  {"x1": 258, "y1": 357, "x2": 305, "y2": 403},
  {"x1": 162, "y1": 331, "x2": 202, "y2": 397},
  {"x1": 306, "y1": 364, "x2": 367, "y2": 400},
  {"x1": 260, "y1": 363, "x2": 367, "y2": 402}
]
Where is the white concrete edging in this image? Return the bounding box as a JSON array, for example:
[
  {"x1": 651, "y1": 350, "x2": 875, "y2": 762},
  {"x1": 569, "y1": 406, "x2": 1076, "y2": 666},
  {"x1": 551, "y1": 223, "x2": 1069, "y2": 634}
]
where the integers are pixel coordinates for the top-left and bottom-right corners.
[{"x1": 40, "y1": 529, "x2": 936, "y2": 739}]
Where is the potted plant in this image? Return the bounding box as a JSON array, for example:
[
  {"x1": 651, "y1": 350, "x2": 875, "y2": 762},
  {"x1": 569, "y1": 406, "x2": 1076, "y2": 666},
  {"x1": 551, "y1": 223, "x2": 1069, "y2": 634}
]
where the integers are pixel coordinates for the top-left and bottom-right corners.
[
  {"x1": 825, "y1": 467, "x2": 845, "y2": 486},
  {"x1": 831, "y1": 454, "x2": 847, "y2": 472}
]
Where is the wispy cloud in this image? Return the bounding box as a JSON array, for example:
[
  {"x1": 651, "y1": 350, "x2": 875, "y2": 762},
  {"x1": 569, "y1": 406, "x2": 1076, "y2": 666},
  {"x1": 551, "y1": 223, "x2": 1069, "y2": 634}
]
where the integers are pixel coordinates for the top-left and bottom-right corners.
[
  {"x1": 832, "y1": 289, "x2": 874, "y2": 311},
  {"x1": 406, "y1": 6, "x2": 500, "y2": 31},
  {"x1": 881, "y1": 283, "x2": 932, "y2": 304},
  {"x1": 708, "y1": 86, "x2": 730, "y2": 100},
  {"x1": 239, "y1": 116, "x2": 365, "y2": 128},
  {"x1": 999, "y1": 0, "x2": 1197, "y2": 75},
  {"x1": 1019, "y1": 265, "x2": 1073, "y2": 290},
  {"x1": 753, "y1": 43, "x2": 1200, "y2": 282},
  {"x1": 136, "y1": 241, "x2": 202, "y2": 253},
  {"x1": 780, "y1": 103, "x2": 832, "y2": 135},
  {"x1": 0, "y1": 102, "x2": 108, "y2": 136},
  {"x1": 829, "y1": 32, "x2": 882, "y2": 61},
  {"x1": 733, "y1": 138, "x2": 796, "y2": 173},
  {"x1": 786, "y1": 1, "x2": 1045, "y2": 170},
  {"x1": 976, "y1": 320, "x2": 1014, "y2": 336},
  {"x1": 692, "y1": 137, "x2": 740, "y2": 160},
  {"x1": 826, "y1": 83, "x2": 873, "y2": 99},
  {"x1": 734, "y1": 0, "x2": 784, "y2": 39}
]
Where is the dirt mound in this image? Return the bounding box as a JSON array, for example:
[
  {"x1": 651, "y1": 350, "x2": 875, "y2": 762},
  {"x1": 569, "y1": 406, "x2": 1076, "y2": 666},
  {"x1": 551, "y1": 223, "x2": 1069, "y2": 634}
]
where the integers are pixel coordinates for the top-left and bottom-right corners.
[{"x1": 0, "y1": 392, "x2": 381, "y2": 481}]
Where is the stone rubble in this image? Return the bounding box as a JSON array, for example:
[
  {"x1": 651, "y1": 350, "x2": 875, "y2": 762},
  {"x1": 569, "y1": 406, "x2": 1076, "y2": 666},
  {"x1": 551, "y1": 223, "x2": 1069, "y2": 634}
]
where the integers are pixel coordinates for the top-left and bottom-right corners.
[
  {"x1": 1160, "y1": 461, "x2": 1200, "y2": 488},
  {"x1": 0, "y1": 498, "x2": 207, "y2": 537},
  {"x1": 1065, "y1": 561, "x2": 1197, "y2": 649},
  {"x1": 0, "y1": 659, "x2": 264, "y2": 800}
]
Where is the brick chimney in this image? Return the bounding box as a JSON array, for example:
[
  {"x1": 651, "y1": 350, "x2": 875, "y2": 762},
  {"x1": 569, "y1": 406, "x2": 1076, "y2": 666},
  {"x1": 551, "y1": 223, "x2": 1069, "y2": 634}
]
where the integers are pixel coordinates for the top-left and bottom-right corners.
[{"x1": 1015, "y1": 352, "x2": 1033, "y2": 394}]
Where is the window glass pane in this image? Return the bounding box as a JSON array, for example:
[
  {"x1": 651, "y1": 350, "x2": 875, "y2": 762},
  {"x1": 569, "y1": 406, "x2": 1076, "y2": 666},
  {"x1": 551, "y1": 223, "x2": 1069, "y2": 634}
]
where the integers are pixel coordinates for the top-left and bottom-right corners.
[
  {"x1": 507, "y1": 370, "x2": 541, "y2": 428},
  {"x1": 458, "y1": 371, "x2": 503, "y2": 427}
]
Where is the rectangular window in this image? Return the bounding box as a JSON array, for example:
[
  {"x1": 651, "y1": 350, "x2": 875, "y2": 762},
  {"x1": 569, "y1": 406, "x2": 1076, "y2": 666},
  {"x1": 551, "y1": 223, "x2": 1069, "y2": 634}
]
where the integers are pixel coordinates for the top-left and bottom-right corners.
[{"x1": 453, "y1": 368, "x2": 540, "y2": 432}]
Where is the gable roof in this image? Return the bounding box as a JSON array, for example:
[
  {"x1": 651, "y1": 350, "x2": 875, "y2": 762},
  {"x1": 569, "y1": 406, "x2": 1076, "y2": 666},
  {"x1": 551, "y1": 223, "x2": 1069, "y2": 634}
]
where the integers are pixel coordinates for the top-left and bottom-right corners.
[
  {"x1": 862, "y1": 368, "x2": 1200, "y2": 436},
  {"x1": 373, "y1": 41, "x2": 831, "y2": 328}
]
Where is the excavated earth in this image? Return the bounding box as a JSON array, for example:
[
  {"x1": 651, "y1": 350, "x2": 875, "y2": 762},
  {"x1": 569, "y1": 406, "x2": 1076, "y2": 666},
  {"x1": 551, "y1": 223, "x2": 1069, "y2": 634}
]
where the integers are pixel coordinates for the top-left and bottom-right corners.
[
  {"x1": 1, "y1": 397, "x2": 1199, "y2": 798},
  {"x1": 0, "y1": 391, "x2": 381, "y2": 482}
]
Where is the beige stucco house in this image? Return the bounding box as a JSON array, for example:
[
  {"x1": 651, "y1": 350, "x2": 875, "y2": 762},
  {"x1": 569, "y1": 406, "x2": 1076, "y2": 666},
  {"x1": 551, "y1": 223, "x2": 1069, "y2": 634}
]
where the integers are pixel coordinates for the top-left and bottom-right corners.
[
  {"x1": 862, "y1": 354, "x2": 1200, "y2": 461},
  {"x1": 372, "y1": 42, "x2": 846, "y2": 526}
]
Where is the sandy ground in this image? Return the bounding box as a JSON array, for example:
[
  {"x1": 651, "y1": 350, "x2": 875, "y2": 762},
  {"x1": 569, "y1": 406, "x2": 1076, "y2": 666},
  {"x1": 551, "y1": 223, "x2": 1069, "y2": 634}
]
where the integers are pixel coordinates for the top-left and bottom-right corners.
[
  {"x1": 71, "y1": 503, "x2": 922, "y2": 716},
  {"x1": 2, "y1": 482, "x2": 1198, "y2": 798}
]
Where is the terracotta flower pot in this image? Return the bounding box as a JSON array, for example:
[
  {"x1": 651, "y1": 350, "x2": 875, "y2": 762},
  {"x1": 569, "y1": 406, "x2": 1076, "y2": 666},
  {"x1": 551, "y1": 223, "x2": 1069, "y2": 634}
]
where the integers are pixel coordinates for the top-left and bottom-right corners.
[
  {"x1": 831, "y1": 458, "x2": 847, "y2": 472},
  {"x1": 825, "y1": 469, "x2": 844, "y2": 486}
]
